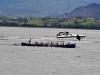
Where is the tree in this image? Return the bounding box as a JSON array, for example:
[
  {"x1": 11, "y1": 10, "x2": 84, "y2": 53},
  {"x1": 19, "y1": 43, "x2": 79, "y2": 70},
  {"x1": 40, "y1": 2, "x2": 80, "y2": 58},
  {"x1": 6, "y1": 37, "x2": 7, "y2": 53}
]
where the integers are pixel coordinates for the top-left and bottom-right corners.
[
  {"x1": 17, "y1": 18, "x2": 23, "y2": 23},
  {"x1": 23, "y1": 18, "x2": 28, "y2": 24},
  {"x1": 84, "y1": 20, "x2": 87, "y2": 22},
  {"x1": 74, "y1": 20, "x2": 79, "y2": 24},
  {"x1": 76, "y1": 16, "x2": 83, "y2": 19}
]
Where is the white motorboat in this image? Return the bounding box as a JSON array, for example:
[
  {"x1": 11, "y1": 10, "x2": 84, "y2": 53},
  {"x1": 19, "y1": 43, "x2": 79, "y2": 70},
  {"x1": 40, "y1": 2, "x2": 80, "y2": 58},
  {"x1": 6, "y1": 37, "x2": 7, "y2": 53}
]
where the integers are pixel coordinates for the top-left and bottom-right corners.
[{"x1": 56, "y1": 31, "x2": 85, "y2": 40}]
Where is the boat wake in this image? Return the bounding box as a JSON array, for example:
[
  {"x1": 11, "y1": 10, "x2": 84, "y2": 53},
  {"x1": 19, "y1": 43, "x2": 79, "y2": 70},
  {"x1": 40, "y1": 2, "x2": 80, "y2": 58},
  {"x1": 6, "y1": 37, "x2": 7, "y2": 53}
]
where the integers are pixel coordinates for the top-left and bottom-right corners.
[
  {"x1": 0, "y1": 43, "x2": 21, "y2": 46},
  {"x1": 8, "y1": 37, "x2": 22, "y2": 39},
  {"x1": 0, "y1": 36, "x2": 22, "y2": 40}
]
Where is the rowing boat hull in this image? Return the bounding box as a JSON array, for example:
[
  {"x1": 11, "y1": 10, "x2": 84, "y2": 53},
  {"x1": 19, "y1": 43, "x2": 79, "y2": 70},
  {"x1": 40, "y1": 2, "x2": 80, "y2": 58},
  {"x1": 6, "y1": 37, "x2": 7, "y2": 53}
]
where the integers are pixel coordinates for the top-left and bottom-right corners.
[{"x1": 21, "y1": 42, "x2": 76, "y2": 48}]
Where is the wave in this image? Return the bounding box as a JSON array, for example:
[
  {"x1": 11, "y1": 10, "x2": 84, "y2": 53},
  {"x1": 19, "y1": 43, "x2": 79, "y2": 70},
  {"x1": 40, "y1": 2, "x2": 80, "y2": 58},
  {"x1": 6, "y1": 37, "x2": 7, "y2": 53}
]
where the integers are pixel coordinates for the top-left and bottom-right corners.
[
  {"x1": 0, "y1": 36, "x2": 23, "y2": 40},
  {"x1": 8, "y1": 37, "x2": 22, "y2": 39},
  {"x1": 0, "y1": 35, "x2": 3, "y2": 37}
]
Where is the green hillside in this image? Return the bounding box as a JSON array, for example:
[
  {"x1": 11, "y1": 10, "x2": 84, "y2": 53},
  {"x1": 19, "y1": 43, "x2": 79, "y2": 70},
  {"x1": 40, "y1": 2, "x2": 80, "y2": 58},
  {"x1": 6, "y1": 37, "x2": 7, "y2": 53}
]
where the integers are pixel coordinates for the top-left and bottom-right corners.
[{"x1": 0, "y1": 16, "x2": 100, "y2": 29}]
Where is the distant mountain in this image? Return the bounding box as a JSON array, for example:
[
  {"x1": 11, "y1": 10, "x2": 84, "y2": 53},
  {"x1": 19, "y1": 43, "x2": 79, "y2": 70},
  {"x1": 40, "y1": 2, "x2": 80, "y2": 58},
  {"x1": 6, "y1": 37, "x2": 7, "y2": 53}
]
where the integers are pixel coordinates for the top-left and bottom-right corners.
[
  {"x1": 58, "y1": 3, "x2": 100, "y2": 19},
  {"x1": 1, "y1": 0, "x2": 100, "y2": 17}
]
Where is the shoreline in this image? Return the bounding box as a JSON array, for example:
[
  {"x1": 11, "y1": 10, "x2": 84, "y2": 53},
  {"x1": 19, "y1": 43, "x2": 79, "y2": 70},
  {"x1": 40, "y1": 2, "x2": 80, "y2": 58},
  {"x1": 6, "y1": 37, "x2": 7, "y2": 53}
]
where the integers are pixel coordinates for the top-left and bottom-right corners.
[{"x1": 0, "y1": 26, "x2": 100, "y2": 30}]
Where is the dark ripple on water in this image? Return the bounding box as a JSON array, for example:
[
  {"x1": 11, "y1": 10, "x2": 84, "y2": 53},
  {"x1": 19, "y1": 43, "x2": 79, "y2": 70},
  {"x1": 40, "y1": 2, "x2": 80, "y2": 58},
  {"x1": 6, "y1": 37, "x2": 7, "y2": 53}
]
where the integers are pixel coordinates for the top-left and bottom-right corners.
[{"x1": 0, "y1": 35, "x2": 3, "y2": 37}]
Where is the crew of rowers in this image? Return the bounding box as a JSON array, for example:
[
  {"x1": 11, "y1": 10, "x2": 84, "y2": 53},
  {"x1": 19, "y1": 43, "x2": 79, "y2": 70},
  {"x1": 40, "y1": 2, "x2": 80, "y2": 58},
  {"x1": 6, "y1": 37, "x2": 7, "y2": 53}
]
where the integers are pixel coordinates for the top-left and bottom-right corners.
[{"x1": 28, "y1": 39, "x2": 70, "y2": 46}]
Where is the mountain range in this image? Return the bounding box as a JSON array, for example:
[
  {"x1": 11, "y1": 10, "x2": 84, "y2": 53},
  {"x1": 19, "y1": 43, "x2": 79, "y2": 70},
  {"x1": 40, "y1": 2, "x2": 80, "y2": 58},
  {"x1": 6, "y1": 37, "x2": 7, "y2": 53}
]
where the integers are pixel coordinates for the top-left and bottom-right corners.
[
  {"x1": 0, "y1": 0, "x2": 100, "y2": 18},
  {"x1": 58, "y1": 3, "x2": 100, "y2": 19}
]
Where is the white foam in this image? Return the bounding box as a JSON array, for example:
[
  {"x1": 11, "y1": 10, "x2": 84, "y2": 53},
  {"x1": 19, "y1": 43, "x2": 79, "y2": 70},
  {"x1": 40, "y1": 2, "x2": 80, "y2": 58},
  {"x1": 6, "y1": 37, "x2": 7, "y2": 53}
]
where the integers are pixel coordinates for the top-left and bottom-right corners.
[{"x1": 8, "y1": 37, "x2": 22, "y2": 39}]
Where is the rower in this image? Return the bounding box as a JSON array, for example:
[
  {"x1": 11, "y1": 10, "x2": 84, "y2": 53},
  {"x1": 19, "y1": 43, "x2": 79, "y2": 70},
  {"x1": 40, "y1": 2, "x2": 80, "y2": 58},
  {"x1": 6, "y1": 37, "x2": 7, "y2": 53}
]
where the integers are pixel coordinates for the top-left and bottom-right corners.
[{"x1": 29, "y1": 39, "x2": 31, "y2": 44}]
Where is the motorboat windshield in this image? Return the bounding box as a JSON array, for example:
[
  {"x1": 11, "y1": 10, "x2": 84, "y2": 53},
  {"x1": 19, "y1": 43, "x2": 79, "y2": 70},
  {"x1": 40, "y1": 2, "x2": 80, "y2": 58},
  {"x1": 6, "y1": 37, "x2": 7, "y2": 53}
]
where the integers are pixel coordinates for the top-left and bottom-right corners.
[{"x1": 57, "y1": 32, "x2": 69, "y2": 36}]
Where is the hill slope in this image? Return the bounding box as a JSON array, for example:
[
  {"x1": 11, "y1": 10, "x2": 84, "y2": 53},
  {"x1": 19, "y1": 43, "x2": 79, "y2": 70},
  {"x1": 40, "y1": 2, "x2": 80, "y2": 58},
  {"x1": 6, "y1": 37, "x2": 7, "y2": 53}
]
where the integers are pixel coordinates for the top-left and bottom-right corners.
[
  {"x1": 59, "y1": 3, "x2": 100, "y2": 19},
  {"x1": 0, "y1": 0, "x2": 100, "y2": 16}
]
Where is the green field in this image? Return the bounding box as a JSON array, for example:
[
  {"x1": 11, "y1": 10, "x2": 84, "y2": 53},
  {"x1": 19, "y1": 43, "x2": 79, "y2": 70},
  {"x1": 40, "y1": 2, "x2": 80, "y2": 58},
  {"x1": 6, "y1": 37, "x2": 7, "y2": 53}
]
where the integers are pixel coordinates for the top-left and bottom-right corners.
[{"x1": 1, "y1": 16, "x2": 100, "y2": 29}]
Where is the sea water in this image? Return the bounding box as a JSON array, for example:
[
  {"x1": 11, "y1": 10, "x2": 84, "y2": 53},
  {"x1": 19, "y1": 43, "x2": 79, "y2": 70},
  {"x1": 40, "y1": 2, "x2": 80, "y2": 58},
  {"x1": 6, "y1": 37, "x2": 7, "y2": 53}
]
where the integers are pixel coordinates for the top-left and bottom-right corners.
[{"x1": 0, "y1": 27, "x2": 100, "y2": 75}]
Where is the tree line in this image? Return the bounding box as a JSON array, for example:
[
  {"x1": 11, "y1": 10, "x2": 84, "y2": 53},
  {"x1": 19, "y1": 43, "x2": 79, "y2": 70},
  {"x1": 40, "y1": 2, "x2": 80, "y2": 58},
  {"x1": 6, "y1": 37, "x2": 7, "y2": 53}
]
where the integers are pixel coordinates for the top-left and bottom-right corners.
[{"x1": 0, "y1": 17, "x2": 100, "y2": 29}]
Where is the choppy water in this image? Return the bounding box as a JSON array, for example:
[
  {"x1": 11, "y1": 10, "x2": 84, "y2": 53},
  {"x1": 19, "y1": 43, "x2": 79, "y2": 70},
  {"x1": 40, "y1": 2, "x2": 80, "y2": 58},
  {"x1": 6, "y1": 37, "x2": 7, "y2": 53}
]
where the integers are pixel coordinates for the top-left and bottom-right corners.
[{"x1": 0, "y1": 27, "x2": 100, "y2": 75}]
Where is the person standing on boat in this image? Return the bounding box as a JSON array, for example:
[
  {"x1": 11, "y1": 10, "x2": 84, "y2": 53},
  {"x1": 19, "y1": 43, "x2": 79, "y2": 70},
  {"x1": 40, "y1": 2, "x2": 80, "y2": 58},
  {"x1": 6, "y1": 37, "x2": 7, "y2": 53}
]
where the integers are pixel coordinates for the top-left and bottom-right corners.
[{"x1": 29, "y1": 39, "x2": 31, "y2": 44}]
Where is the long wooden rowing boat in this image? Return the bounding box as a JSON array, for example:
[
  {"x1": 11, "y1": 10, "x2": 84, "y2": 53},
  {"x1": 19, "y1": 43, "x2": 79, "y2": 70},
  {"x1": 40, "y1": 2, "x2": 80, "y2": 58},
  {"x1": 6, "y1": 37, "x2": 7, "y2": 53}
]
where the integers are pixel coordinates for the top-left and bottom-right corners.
[{"x1": 21, "y1": 42, "x2": 76, "y2": 48}]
